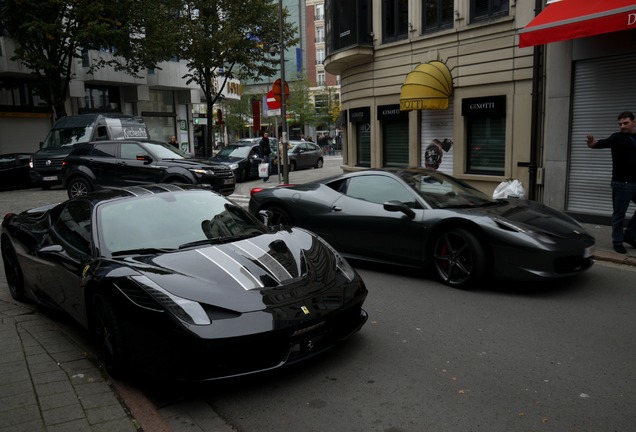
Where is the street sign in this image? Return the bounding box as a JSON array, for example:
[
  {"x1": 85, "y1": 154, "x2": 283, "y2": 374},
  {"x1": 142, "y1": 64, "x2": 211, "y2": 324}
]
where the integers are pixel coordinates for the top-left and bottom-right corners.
[
  {"x1": 266, "y1": 90, "x2": 281, "y2": 110},
  {"x1": 272, "y1": 79, "x2": 289, "y2": 103}
]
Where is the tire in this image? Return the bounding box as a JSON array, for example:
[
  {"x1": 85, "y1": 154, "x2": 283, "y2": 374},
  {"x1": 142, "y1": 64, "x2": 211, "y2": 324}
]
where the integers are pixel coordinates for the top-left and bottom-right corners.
[
  {"x1": 1, "y1": 241, "x2": 26, "y2": 301},
  {"x1": 432, "y1": 228, "x2": 486, "y2": 289},
  {"x1": 265, "y1": 205, "x2": 293, "y2": 226},
  {"x1": 315, "y1": 158, "x2": 324, "y2": 169},
  {"x1": 238, "y1": 168, "x2": 247, "y2": 182},
  {"x1": 290, "y1": 161, "x2": 297, "y2": 172},
  {"x1": 92, "y1": 293, "x2": 128, "y2": 378},
  {"x1": 67, "y1": 177, "x2": 92, "y2": 198}
]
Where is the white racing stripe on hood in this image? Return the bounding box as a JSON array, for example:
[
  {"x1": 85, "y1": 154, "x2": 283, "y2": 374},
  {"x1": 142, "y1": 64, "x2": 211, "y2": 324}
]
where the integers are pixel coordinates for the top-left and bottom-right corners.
[
  {"x1": 234, "y1": 240, "x2": 293, "y2": 283},
  {"x1": 196, "y1": 247, "x2": 263, "y2": 291}
]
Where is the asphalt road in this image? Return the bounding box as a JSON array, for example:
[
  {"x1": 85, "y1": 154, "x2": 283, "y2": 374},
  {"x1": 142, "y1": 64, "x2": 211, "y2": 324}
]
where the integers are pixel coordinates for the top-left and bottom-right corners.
[{"x1": 2, "y1": 158, "x2": 635, "y2": 432}]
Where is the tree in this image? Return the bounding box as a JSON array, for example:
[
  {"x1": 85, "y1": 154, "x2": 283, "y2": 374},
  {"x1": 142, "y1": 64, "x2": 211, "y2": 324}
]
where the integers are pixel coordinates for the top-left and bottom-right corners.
[
  {"x1": 176, "y1": 0, "x2": 298, "y2": 156},
  {"x1": 0, "y1": 0, "x2": 178, "y2": 119},
  {"x1": 286, "y1": 72, "x2": 317, "y2": 135}
]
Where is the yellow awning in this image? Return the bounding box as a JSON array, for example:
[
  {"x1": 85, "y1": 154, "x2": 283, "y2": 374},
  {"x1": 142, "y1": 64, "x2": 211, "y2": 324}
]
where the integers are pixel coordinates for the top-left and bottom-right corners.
[{"x1": 400, "y1": 61, "x2": 453, "y2": 111}]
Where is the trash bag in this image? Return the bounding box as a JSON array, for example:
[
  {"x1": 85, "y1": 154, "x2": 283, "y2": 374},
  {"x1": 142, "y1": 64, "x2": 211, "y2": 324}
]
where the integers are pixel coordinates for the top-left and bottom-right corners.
[{"x1": 493, "y1": 179, "x2": 526, "y2": 199}]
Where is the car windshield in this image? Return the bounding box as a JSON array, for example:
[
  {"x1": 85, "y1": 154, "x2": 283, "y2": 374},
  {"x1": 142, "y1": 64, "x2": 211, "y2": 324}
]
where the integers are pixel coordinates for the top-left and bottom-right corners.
[
  {"x1": 398, "y1": 169, "x2": 495, "y2": 208},
  {"x1": 97, "y1": 191, "x2": 264, "y2": 255},
  {"x1": 216, "y1": 145, "x2": 252, "y2": 158},
  {"x1": 143, "y1": 141, "x2": 189, "y2": 159},
  {"x1": 42, "y1": 127, "x2": 94, "y2": 149}
]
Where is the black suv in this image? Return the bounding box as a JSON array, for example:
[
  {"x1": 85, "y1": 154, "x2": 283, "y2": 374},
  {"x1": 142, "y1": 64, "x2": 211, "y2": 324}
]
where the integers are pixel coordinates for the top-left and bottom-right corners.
[{"x1": 61, "y1": 140, "x2": 235, "y2": 198}]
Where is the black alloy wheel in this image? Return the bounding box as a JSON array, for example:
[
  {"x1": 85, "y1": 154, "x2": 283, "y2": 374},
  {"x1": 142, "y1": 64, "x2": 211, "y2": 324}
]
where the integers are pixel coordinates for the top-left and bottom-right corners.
[
  {"x1": 92, "y1": 293, "x2": 128, "y2": 378},
  {"x1": 1, "y1": 241, "x2": 26, "y2": 301},
  {"x1": 67, "y1": 177, "x2": 93, "y2": 198},
  {"x1": 432, "y1": 228, "x2": 486, "y2": 289},
  {"x1": 265, "y1": 205, "x2": 293, "y2": 226}
]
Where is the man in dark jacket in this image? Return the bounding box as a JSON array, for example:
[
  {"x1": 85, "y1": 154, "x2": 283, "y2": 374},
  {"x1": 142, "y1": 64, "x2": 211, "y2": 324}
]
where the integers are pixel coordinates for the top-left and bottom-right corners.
[
  {"x1": 587, "y1": 111, "x2": 636, "y2": 253},
  {"x1": 259, "y1": 132, "x2": 272, "y2": 182}
]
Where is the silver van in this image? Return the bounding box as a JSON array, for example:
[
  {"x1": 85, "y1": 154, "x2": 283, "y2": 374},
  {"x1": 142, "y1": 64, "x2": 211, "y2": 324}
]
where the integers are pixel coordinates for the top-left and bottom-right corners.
[{"x1": 30, "y1": 113, "x2": 149, "y2": 189}]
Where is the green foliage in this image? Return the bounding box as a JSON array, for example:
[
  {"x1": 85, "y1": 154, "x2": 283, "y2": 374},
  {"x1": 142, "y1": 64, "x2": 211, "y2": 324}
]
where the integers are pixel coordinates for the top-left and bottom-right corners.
[{"x1": 0, "y1": 0, "x2": 178, "y2": 118}]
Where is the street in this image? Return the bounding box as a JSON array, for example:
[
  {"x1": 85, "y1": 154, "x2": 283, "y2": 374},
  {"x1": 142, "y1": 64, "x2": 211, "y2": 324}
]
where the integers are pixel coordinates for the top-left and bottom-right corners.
[{"x1": 1, "y1": 158, "x2": 635, "y2": 432}]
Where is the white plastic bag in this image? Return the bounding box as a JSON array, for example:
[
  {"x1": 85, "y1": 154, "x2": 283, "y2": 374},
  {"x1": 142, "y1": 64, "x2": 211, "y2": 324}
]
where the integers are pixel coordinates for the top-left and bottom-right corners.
[
  {"x1": 493, "y1": 179, "x2": 526, "y2": 199},
  {"x1": 258, "y1": 163, "x2": 269, "y2": 178}
]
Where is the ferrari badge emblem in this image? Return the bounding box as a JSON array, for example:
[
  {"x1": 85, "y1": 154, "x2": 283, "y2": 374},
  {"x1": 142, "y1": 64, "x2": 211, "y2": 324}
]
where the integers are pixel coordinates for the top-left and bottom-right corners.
[{"x1": 301, "y1": 306, "x2": 310, "y2": 315}]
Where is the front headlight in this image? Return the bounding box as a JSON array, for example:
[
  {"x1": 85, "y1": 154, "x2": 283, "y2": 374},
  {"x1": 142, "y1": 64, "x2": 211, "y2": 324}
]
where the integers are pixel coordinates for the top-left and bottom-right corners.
[
  {"x1": 493, "y1": 218, "x2": 555, "y2": 245},
  {"x1": 130, "y1": 275, "x2": 211, "y2": 325},
  {"x1": 229, "y1": 163, "x2": 239, "y2": 170},
  {"x1": 190, "y1": 168, "x2": 214, "y2": 177},
  {"x1": 316, "y1": 237, "x2": 356, "y2": 282}
]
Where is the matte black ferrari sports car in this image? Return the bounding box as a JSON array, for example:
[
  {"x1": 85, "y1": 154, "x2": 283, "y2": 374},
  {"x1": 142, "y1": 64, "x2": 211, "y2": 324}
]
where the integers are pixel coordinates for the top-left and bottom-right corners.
[
  {"x1": 248, "y1": 168, "x2": 596, "y2": 289},
  {"x1": 1, "y1": 184, "x2": 368, "y2": 381}
]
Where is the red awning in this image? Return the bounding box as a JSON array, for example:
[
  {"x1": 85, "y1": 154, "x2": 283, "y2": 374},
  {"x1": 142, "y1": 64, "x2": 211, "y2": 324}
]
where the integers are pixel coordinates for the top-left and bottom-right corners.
[{"x1": 518, "y1": 0, "x2": 636, "y2": 48}]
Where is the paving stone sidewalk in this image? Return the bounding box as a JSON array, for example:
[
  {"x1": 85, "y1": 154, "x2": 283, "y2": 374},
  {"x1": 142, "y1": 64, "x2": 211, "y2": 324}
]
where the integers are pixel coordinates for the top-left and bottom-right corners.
[{"x1": 0, "y1": 298, "x2": 139, "y2": 432}]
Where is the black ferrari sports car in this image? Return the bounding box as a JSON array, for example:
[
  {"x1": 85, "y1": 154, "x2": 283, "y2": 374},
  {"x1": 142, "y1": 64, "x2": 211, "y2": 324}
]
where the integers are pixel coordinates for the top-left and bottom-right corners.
[
  {"x1": 248, "y1": 168, "x2": 596, "y2": 289},
  {"x1": 1, "y1": 184, "x2": 368, "y2": 381}
]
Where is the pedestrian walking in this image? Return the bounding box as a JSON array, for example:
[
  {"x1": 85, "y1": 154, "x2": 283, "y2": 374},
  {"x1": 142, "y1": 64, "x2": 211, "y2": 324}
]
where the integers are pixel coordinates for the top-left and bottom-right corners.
[
  {"x1": 259, "y1": 132, "x2": 272, "y2": 183},
  {"x1": 587, "y1": 110, "x2": 636, "y2": 254}
]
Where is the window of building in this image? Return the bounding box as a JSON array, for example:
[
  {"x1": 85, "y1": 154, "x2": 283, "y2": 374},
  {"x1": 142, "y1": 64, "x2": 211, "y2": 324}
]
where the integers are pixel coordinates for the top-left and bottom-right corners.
[
  {"x1": 470, "y1": 0, "x2": 509, "y2": 22},
  {"x1": 81, "y1": 86, "x2": 121, "y2": 112},
  {"x1": 421, "y1": 0, "x2": 454, "y2": 33},
  {"x1": 382, "y1": 0, "x2": 409, "y2": 43},
  {"x1": 462, "y1": 96, "x2": 506, "y2": 175},
  {"x1": 357, "y1": 122, "x2": 371, "y2": 167},
  {"x1": 0, "y1": 80, "x2": 47, "y2": 109},
  {"x1": 317, "y1": 48, "x2": 325, "y2": 65},
  {"x1": 317, "y1": 71, "x2": 326, "y2": 86},
  {"x1": 326, "y1": 0, "x2": 372, "y2": 54},
  {"x1": 316, "y1": 26, "x2": 325, "y2": 43},
  {"x1": 315, "y1": 3, "x2": 324, "y2": 20}
]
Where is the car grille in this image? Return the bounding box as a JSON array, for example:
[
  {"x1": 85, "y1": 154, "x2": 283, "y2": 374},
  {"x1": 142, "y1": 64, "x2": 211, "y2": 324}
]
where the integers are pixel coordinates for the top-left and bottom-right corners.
[
  {"x1": 33, "y1": 156, "x2": 64, "y2": 170},
  {"x1": 554, "y1": 255, "x2": 594, "y2": 273},
  {"x1": 212, "y1": 166, "x2": 234, "y2": 178}
]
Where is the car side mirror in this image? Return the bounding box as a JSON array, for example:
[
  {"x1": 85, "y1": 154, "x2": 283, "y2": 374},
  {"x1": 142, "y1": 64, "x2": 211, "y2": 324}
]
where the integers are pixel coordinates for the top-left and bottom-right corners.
[
  {"x1": 258, "y1": 209, "x2": 274, "y2": 226},
  {"x1": 383, "y1": 200, "x2": 416, "y2": 219},
  {"x1": 136, "y1": 154, "x2": 153, "y2": 163}
]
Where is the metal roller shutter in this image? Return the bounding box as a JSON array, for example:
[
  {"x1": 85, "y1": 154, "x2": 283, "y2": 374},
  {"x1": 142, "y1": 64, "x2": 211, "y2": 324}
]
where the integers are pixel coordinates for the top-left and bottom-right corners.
[{"x1": 568, "y1": 54, "x2": 636, "y2": 217}]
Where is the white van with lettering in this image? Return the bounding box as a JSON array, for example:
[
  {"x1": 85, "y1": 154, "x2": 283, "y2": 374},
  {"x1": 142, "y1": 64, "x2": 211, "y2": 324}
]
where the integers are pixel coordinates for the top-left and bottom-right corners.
[{"x1": 30, "y1": 113, "x2": 149, "y2": 189}]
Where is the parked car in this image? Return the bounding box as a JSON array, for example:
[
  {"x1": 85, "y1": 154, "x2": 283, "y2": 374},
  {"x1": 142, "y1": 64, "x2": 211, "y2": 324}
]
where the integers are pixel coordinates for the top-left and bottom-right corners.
[
  {"x1": 0, "y1": 153, "x2": 33, "y2": 190},
  {"x1": 286, "y1": 140, "x2": 324, "y2": 171},
  {"x1": 30, "y1": 113, "x2": 149, "y2": 190},
  {"x1": 61, "y1": 139, "x2": 235, "y2": 198},
  {"x1": 208, "y1": 142, "x2": 262, "y2": 182},
  {"x1": 249, "y1": 167, "x2": 596, "y2": 289},
  {"x1": 1, "y1": 184, "x2": 368, "y2": 381}
]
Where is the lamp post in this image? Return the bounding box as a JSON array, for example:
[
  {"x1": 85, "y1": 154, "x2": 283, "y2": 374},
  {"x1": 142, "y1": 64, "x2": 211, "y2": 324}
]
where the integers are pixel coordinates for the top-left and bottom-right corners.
[{"x1": 277, "y1": 0, "x2": 289, "y2": 184}]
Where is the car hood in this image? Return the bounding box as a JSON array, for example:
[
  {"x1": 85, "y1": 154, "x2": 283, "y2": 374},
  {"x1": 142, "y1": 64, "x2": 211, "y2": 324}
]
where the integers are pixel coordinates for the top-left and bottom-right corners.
[
  {"x1": 210, "y1": 155, "x2": 245, "y2": 164},
  {"x1": 156, "y1": 158, "x2": 228, "y2": 169},
  {"x1": 113, "y1": 228, "x2": 345, "y2": 313},
  {"x1": 480, "y1": 199, "x2": 593, "y2": 239}
]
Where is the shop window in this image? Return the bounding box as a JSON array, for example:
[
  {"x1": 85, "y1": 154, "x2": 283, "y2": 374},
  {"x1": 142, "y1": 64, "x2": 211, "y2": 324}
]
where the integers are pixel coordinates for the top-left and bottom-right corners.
[
  {"x1": 383, "y1": 120, "x2": 409, "y2": 167},
  {"x1": 470, "y1": 0, "x2": 509, "y2": 22},
  {"x1": 382, "y1": 0, "x2": 409, "y2": 43},
  {"x1": 421, "y1": 0, "x2": 454, "y2": 34},
  {"x1": 357, "y1": 122, "x2": 371, "y2": 167},
  {"x1": 466, "y1": 116, "x2": 505, "y2": 175}
]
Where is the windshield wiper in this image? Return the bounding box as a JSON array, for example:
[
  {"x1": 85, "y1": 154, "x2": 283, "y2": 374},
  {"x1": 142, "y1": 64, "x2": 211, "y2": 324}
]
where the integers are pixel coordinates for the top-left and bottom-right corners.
[
  {"x1": 178, "y1": 233, "x2": 256, "y2": 249},
  {"x1": 111, "y1": 247, "x2": 176, "y2": 256}
]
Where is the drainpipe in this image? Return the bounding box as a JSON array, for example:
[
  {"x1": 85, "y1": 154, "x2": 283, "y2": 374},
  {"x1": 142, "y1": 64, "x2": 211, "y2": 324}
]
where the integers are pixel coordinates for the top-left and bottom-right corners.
[{"x1": 527, "y1": 0, "x2": 544, "y2": 201}]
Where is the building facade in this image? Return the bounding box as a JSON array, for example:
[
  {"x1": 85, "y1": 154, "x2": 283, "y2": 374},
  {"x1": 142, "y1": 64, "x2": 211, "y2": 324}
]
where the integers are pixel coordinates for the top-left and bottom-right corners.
[
  {"x1": 324, "y1": 0, "x2": 636, "y2": 222},
  {"x1": 0, "y1": 36, "x2": 240, "y2": 157}
]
